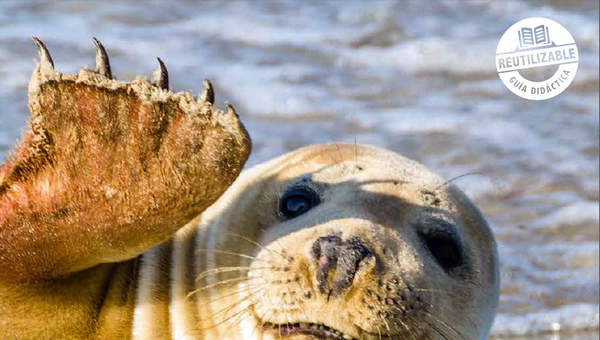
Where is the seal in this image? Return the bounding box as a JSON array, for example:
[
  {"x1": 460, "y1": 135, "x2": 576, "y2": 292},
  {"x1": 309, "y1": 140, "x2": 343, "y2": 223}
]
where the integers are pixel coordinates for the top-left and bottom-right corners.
[
  {"x1": 179, "y1": 143, "x2": 500, "y2": 340},
  {"x1": 0, "y1": 38, "x2": 499, "y2": 340}
]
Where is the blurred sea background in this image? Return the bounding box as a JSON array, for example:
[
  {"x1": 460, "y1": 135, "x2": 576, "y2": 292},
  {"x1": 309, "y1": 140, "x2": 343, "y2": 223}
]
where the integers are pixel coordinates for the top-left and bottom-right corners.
[{"x1": 0, "y1": 1, "x2": 597, "y2": 339}]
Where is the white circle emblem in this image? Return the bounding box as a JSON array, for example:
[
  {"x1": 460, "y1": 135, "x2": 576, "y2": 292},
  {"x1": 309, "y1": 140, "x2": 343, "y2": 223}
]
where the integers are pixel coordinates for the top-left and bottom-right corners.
[{"x1": 496, "y1": 17, "x2": 578, "y2": 100}]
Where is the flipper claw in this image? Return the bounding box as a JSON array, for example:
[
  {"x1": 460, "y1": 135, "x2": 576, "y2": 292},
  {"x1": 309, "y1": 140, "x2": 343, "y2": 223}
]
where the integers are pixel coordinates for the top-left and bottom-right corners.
[
  {"x1": 32, "y1": 37, "x2": 54, "y2": 73},
  {"x1": 200, "y1": 79, "x2": 215, "y2": 104},
  {"x1": 153, "y1": 57, "x2": 169, "y2": 90},
  {"x1": 225, "y1": 102, "x2": 239, "y2": 118},
  {"x1": 92, "y1": 37, "x2": 112, "y2": 79},
  {"x1": 2, "y1": 42, "x2": 251, "y2": 281}
]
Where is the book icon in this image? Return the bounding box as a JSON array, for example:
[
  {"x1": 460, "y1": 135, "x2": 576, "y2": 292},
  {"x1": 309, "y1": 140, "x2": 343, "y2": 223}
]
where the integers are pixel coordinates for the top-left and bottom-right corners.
[{"x1": 518, "y1": 25, "x2": 551, "y2": 49}]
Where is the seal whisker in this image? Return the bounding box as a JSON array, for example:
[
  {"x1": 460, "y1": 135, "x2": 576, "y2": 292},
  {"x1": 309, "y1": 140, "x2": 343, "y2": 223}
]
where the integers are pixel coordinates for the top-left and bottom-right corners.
[
  {"x1": 411, "y1": 287, "x2": 465, "y2": 300},
  {"x1": 391, "y1": 307, "x2": 420, "y2": 340},
  {"x1": 398, "y1": 309, "x2": 432, "y2": 340},
  {"x1": 382, "y1": 301, "x2": 421, "y2": 339},
  {"x1": 434, "y1": 171, "x2": 484, "y2": 190},
  {"x1": 189, "y1": 282, "x2": 263, "y2": 304},
  {"x1": 200, "y1": 301, "x2": 258, "y2": 330},
  {"x1": 393, "y1": 306, "x2": 439, "y2": 339},
  {"x1": 187, "y1": 276, "x2": 260, "y2": 298},
  {"x1": 372, "y1": 294, "x2": 409, "y2": 339},
  {"x1": 223, "y1": 232, "x2": 287, "y2": 260},
  {"x1": 379, "y1": 309, "x2": 414, "y2": 339},
  {"x1": 375, "y1": 322, "x2": 383, "y2": 340},
  {"x1": 206, "y1": 287, "x2": 265, "y2": 328},
  {"x1": 396, "y1": 320, "x2": 417, "y2": 340},
  {"x1": 370, "y1": 296, "x2": 390, "y2": 333},
  {"x1": 413, "y1": 299, "x2": 463, "y2": 333},
  {"x1": 422, "y1": 317, "x2": 452, "y2": 340},
  {"x1": 268, "y1": 232, "x2": 295, "y2": 263},
  {"x1": 435, "y1": 314, "x2": 466, "y2": 340},
  {"x1": 196, "y1": 286, "x2": 263, "y2": 326},
  {"x1": 422, "y1": 310, "x2": 465, "y2": 340},
  {"x1": 358, "y1": 179, "x2": 410, "y2": 186},
  {"x1": 202, "y1": 293, "x2": 260, "y2": 328},
  {"x1": 194, "y1": 248, "x2": 278, "y2": 265},
  {"x1": 379, "y1": 313, "x2": 392, "y2": 334},
  {"x1": 195, "y1": 265, "x2": 276, "y2": 282}
]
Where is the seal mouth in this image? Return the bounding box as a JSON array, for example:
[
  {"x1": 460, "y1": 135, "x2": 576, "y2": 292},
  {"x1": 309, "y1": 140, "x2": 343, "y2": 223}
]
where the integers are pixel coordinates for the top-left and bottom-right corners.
[{"x1": 263, "y1": 322, "x2": 357, "y2": 339}]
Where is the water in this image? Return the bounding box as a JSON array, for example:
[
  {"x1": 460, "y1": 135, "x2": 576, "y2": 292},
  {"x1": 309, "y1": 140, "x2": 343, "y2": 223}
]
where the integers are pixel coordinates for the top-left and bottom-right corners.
[{"x1": 0, "y1": 1, "x2": 597, "y2": 338}]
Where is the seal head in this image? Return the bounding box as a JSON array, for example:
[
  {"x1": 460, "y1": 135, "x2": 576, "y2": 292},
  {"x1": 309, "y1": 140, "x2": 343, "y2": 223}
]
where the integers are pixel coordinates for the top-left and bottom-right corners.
[{"x1": 201, "y1": 143, "x2": 499, "y2": 340}]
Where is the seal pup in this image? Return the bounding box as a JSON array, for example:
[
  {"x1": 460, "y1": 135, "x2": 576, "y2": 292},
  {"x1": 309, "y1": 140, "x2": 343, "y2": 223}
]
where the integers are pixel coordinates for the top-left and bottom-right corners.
[
  {"x1": 0, "y1": 39, "x2": 499, "y2": 340},
  {"x1": 179, "y1": 143, "x2": 500, "y2": 340}
]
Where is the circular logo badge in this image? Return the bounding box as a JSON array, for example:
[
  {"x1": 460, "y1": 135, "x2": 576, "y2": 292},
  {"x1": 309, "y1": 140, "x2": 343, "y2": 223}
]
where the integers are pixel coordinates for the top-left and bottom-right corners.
[{"x1": 496, "y1": 17, "x2": 578, "y2": 100}]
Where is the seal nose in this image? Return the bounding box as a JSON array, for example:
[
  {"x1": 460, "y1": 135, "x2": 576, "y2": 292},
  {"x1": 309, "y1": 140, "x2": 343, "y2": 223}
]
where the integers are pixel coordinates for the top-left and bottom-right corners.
[{"x1": 311, "y1": 235, "x2": 373, "y2": 296}]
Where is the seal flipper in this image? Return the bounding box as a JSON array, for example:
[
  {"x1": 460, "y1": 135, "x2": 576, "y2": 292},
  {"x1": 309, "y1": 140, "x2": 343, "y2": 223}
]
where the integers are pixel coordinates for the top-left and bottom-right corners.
[{"x1": 0, "y1": 38, "x2": 251, "y2": 282}]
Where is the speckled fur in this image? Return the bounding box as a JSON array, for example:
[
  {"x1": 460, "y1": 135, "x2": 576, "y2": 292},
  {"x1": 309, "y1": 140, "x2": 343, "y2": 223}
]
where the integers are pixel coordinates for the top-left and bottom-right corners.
[
  {"x1": 0, "y1": 40, "x2": 498, "y2": 340},
  {"x1": 194, "y1": 144, "x2": 500, "y2": 340}
]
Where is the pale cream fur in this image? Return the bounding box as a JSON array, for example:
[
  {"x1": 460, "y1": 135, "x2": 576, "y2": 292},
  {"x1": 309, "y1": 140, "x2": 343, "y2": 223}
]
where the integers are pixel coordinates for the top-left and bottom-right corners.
[
  {"x1": 1, "y1": 39, "x2": 498, "y2": 340},
  {"x1": 180, "y1": 143, "x2": 500, "y2": 340}
]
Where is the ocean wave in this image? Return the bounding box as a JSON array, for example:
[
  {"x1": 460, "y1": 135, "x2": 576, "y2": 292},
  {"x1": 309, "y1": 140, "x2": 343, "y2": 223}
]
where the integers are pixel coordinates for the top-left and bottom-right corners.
[{"x1": 491, "y1": 304, "x2": 599, "y2": 337}]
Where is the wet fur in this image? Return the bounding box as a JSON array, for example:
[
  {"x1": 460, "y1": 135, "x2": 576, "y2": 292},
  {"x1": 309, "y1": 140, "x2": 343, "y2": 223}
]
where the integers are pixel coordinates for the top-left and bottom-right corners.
[
  {"x1": 0, "y1": 39, "x2": 498, "y2": 340},
  {"x1": 196, "y1": 144, "x2": 499, "y2": 339},
  {"x1": 0, "y1": 39, "x2": 250, "y2": 339}
]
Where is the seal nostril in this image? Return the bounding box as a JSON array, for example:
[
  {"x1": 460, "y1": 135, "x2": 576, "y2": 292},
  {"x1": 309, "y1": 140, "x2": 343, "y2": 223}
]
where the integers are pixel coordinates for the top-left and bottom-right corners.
[
  {"x1": 311, "y1": 235, "x2": 342, "y2": 261},
  {"x1": 312, "y1": 235, "x2": 342, "y2": 294},
  {"x1": 319, "y1": 255, "x2": 328, "y2": 265},
  {"x1": 311, "y1": 235, "x2": 374, "y2": 296}
]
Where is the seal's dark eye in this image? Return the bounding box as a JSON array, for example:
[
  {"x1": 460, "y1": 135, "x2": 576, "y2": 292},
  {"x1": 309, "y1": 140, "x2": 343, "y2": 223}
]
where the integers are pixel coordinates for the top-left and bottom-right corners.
[
  {"x1": 419, "y1": 228, "x2": 464, "y2": 272},
  {"x1": 279, "y1": 186, "x2": 320, "y2": 219}
]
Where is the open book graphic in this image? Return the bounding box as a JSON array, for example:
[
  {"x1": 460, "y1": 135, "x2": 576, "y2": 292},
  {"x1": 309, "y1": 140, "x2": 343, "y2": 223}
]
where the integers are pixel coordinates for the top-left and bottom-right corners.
[{"x1": 518, "y1": 25, "x2": 551, "y2": 49}]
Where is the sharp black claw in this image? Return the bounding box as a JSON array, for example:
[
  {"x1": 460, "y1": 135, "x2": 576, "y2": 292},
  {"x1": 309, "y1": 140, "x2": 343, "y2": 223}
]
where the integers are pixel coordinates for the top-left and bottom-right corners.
[
  {"x1": 32, "y1": 37, "x2": 54, "y2": 70},
  {"x1": 92, "y1": 37, "x2": 112, "y2": 79},
  {"x1": 153, "y1": 57, "x2": 169, "y2": 90},
  {"x1": 225, "y1": 103, "x2": 238, "y2": 117},
  {"x1": 200, "y1": 79, "x2": 215, "y2": 104}
]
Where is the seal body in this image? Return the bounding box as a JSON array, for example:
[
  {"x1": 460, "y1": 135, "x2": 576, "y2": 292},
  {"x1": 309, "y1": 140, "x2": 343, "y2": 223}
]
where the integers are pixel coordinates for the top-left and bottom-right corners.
[
  {"x1": 1, "y1": 142, "x2": 499, "y2": 340},
  {"x1": 127, "y1": 143, "x2": 500, "y2": 340},
  {"x1": 1, "y1": 39, "x2": 499, "y2": 340}
]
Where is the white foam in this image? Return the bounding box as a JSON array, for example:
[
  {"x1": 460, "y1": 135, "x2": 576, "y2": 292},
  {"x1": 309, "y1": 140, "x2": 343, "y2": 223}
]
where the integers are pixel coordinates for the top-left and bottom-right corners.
[
  {"x1": 349, "y1": 108, "x2": 541, "y2": 152},
  {"x1": 336, "y1": 37, "x2": 497, "y2": 76},
  {"x1": 534, "y1": 201, "x2": 600, "y2": 229},
  {"x1": 492, "y1": 304, "x2": 599, "y2": 336}
]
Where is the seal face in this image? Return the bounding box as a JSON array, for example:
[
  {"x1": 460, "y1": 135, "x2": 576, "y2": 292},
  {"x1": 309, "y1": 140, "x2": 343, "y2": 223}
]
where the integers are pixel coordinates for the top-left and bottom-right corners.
[{"x1": 201, "y1": 143, "x2": 500, "y2": 340}]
